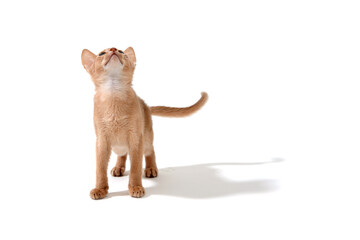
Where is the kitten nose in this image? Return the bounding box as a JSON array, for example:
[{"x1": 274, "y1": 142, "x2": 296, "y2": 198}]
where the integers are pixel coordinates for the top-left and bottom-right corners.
[{"x1": 110, "y1": 48, "x2": 117, "y2": 52}]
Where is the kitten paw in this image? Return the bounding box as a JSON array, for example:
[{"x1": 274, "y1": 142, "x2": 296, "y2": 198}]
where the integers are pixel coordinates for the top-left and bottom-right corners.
[
  {"x1": 128, "y1": 186, "x2": 145, "y2": 198},
  {"x1": 145, "y1": 167, "x2": 158, "y2": 178},
  {"x1": 90, "y1": 188, "x2": 108, "y2": 200},
  {"x1": 111, "y1": 166, "x2": 125, "y2": 177}
]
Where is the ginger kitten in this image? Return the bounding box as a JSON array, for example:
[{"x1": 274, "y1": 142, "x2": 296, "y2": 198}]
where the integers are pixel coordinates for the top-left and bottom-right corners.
[{"x1": 81, "y1": 47, "x2": 208, "y2": 199}]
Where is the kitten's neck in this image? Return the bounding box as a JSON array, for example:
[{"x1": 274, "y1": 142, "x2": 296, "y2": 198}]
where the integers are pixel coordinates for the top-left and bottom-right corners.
[
  {"x1": 96, "y1": 76, "x2": 134, "y2": 100},
  {"x1": 104, "y1": 77, "x2": 130, "y2": 90}
]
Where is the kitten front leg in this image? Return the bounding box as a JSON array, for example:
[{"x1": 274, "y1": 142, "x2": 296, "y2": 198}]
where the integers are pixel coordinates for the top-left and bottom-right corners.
[
  {"x1": 128, "y1": 135, "x2": 145, "y2": 198},
  {"x1": 90, "y1": 137, "x2": 111, "y2": 200}
]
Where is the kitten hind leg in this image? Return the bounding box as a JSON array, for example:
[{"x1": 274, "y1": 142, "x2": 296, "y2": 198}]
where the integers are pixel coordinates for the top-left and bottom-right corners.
[
  {"x1": 144, "y1": 148, "x2": 158, "y2": 178},
  {"x1": 111, "y1": 155, "x2": 127, "y2": 177}
]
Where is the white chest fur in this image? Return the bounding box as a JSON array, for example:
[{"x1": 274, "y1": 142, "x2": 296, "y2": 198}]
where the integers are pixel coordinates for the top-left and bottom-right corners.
[{"x1": 103, "y1": 77, "x2": 124, "y2": 92}]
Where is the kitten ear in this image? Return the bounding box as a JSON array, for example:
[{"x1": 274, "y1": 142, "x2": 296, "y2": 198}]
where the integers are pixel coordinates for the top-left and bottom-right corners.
[
  {"x1": 81, "y1": 49, "x2": 96, "y2": 73},
  {"x1": 124, "y1": 47, "x2": 136, "y2": 66}
]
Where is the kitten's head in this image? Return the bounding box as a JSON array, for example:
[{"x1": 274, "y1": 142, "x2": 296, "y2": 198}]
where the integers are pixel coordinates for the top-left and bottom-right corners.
[{"x1": 81, "y1": 47, "x2": 136, "y2": 87}]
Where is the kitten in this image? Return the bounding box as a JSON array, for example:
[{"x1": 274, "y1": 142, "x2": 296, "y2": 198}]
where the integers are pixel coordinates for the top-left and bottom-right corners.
[{"x1": 81, "y1": 47, "x2": 208, "y2": 199}]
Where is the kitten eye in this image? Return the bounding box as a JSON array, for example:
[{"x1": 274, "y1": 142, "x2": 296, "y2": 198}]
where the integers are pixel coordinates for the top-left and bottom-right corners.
[
  {"x1": 99, "y1": 52, "x2": 106, "y2": 56},
  {"x1": 118, "y1": 50, "x2": 124, "y2": 54}
]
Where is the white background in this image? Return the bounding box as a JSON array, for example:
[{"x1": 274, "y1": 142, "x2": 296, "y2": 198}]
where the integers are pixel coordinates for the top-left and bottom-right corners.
[{"x1": 0, "y1": 0, "x2": 359, "y2": 239}]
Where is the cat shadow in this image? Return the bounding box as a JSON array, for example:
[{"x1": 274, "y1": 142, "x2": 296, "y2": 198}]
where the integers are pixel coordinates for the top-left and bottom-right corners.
[{"x1": 107, "y1": 158, "x2": 283, "y2": 199}]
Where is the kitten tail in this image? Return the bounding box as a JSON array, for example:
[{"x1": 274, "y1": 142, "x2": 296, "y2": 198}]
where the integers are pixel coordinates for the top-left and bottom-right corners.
[{"x1": 150, "y1": 92, "x2": 208, "y2": 117}]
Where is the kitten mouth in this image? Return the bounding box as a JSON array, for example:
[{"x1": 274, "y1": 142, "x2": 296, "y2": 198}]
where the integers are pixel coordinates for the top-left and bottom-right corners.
[{"x1": 105, "y1": 53, "x2": 123, "y2": 65}]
